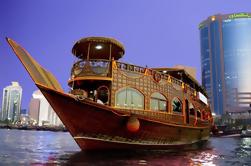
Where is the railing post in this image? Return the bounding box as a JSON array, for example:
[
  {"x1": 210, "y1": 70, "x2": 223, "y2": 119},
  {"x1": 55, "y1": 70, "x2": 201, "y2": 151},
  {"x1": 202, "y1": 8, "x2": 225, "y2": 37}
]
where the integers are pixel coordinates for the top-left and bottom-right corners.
[{"x1": 87, "y1": 43, "x2": 91, "y2": 61}]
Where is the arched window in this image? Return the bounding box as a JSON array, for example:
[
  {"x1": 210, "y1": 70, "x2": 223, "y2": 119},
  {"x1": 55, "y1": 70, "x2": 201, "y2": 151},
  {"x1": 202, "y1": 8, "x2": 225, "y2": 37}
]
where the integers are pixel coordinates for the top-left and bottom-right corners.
[
  {"x1": 172, "y1": 97, "x2": 182, "y2": 113},
  {"x1": 97, "y1": 86, "x2": 109, "y2": 104},
  {"x1": 189, "y1": 103, "x2": 195, "y2": 116},
  {"x1": 115, "y1": 87, "x2": 144, "y2": 110},
  {"x1": 150, "y1": 92, "x2": 167, "y2": 111}
]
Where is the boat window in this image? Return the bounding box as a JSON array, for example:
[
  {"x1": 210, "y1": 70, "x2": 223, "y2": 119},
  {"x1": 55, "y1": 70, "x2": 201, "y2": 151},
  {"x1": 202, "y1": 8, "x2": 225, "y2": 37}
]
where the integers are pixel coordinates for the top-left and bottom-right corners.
[
  {"x1": 202, "y1": 111, "x2": 208, "y2": 120},
  {"x1": 150, "y1": 92, "x2": 167, "y2": 111},
  {"x1": 90, "y1": 60, "x2": 109, "y2": 75},
  {"x1": 189, "y1": 103, "x2": 195, "y2": 116},
  {"x1": 115, "y1": 87, "x2": 144, "y2": 110},
  {"x1": 172, "y1": 97, "x2": 182, "y2": 113},
  {"x1": 97, "y1": 86, "x2": 109, "y2": 104},
  {"x1": 72, "y1": 60, "x2": 110, "y2": 77},
  {"x1": 197, "y1": 110, "x2": 201, "y2": 119}
]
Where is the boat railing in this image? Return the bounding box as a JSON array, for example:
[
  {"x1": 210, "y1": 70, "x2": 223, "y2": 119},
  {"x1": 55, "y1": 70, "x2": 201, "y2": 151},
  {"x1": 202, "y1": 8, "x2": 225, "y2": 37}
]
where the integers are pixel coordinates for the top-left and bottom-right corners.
[
  {"x1": 116, "y1": 61, "x2": 196, "y2": 95},
  {"x1": 116, "y1": 62, "x2": 146, "y2": 74},
  {"x1": 71, "y1": 60, "x2": 197, "y2": 95},
  {"x1": 71, "y1": 59, "x2": 111, "y2": 77}
]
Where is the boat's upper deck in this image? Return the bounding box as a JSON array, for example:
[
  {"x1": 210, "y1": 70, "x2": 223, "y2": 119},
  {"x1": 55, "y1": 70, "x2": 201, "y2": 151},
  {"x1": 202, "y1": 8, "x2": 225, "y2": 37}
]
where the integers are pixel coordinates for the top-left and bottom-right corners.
[
  {"x1": 67, "y1": 36, "x2": 212, "y2": 126},
  {"x1": 68, "y1": 59, "x2": 208, "y2": 98},
  {"x1": 68, "y1": 58, "x2": 211, "y2": 126},
  {"x1": 69, "y1": 37, "x2": 207, "y2": 98}
]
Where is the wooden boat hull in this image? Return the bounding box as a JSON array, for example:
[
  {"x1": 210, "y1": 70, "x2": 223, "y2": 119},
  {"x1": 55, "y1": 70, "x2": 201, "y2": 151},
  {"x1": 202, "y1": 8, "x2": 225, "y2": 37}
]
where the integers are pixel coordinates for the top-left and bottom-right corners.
[
  {"x1": 6, "y1": 37, "x2": 211, "y2": 151},
  {"x1": 37, "y1": 84, "x2": 210, "y2": 150}
]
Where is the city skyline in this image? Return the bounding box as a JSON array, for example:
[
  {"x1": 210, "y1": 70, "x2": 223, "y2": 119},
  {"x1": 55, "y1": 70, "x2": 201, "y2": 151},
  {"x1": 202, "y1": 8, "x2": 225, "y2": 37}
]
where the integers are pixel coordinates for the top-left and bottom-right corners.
[{"x1": 1, "y1": 1, "x2": 251, "y2": 110}]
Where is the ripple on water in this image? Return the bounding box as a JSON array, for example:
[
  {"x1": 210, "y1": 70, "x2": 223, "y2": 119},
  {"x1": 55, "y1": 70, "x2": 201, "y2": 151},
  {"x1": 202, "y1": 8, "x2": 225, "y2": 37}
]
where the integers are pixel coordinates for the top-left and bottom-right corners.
[{"x1": 0, "y1": 129, "x2": 251, "y2": 165}]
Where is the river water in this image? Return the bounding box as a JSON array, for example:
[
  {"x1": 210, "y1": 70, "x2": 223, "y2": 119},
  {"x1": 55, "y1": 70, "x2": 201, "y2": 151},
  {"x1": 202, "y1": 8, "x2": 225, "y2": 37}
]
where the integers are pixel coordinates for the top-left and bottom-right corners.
[{"x1": 0, "y1": 129, "x2": 250, "y2": 165}]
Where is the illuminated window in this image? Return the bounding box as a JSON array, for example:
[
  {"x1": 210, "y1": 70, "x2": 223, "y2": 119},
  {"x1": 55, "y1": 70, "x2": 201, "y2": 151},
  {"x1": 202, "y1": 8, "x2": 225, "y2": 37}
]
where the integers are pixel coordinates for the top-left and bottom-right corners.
[
  {"x1": 211, "y1": 16, "x2": 216, "y2": 21},
  {"x1": 150, "y1": 92, "x2": 167, "y2": 111},
  {"x1": 172, "y1": 97, "x2": 182, "y2": 113},
  {"x1": 116, "y1": 87, "x2": 144, "y2": 110}
]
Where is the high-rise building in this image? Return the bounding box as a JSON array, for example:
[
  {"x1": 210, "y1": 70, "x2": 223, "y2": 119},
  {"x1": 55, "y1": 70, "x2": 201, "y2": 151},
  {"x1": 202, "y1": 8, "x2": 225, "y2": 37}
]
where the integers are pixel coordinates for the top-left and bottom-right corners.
[
  {"x1": 199, "y1": 13, "x2": 251, "y2": 115},
  {"x1": 1, "y1": 82, "x2": 22, "y2": 122},
  {"x1": 29, "y1": 90, "x2": 62, "y2": 126},
  {"x1": 28, "y1": 98, "x2": 40, "y2": 124}
]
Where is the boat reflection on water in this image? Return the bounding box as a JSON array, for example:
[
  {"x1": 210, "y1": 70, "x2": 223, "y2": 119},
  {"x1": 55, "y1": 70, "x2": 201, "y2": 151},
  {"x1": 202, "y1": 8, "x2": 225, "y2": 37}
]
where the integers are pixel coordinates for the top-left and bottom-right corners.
[
  {"x1": 52, "y1": 137, "x2": 251, "y2": 165},
  {"x1": 64, "y1": 141, "x2": 215, "y2": 166},
  {"x1": 0, "y1": 129, "x2": 250, "y2": 165}
]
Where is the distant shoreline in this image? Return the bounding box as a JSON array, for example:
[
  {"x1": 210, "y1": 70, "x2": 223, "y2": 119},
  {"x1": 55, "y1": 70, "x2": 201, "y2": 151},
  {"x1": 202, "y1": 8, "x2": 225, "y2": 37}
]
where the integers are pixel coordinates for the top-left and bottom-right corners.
[{"x1": 0, "y1": 124, "x2": 67, "y2": 132}]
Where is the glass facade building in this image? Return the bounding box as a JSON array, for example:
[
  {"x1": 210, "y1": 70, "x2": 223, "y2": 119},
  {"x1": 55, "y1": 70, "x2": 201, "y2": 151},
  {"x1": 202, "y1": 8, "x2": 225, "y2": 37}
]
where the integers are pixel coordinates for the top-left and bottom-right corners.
[
  {"x1": 1, "y1": 82, "x2": 22, "y2": 122},
  {"x1": 199, "y1": 13, "x2": 251, "y2": 115}
]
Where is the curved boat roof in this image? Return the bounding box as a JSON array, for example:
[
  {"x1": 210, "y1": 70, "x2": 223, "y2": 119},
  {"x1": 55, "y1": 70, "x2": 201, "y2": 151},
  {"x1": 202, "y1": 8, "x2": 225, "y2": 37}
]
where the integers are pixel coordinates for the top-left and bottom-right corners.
[
  {"x1": 72, "y1": 37, "x2": 125, "y2": 60},
  {"x1": 153, "y1": 67, "x2": 208, "y2": 97}
]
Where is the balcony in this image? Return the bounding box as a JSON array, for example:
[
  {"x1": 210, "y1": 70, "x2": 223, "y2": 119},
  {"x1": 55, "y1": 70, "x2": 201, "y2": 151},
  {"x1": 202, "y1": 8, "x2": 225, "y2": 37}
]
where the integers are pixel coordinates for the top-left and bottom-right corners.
[
  {"x1": 69, "y1": 60, "x2": 112, "y2": 84},
  {"x1": 68, "y1": 60, "x2": 198, "y2": 97}
]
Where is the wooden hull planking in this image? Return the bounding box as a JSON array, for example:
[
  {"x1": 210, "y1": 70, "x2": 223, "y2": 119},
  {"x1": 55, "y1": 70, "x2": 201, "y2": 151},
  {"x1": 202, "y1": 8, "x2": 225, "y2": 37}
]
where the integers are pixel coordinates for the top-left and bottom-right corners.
[{"x1": 37, "y1": 84, "x2": 210, "y2": 150}]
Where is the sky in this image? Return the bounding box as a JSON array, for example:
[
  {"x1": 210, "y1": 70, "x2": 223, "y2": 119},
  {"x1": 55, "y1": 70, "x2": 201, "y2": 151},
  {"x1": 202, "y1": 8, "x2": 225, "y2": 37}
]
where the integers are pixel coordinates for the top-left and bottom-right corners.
[{"x1": 0, "y1": 0, "x2": 251, "y2": 111}]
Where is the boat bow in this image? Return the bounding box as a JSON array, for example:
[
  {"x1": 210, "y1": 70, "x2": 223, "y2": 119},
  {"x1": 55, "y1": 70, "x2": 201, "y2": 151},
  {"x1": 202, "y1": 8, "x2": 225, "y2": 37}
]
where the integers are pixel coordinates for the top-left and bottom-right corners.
[{"x1": 6, "y1": 37, "x2": 63, "y2": 92}]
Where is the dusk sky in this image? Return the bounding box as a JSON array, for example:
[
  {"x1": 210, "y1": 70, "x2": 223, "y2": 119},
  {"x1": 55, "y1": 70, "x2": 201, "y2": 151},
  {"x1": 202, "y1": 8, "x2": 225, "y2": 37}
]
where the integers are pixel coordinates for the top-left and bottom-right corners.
[{"x1": 1, "y1": 1, "x2": 251, "y2": 110}]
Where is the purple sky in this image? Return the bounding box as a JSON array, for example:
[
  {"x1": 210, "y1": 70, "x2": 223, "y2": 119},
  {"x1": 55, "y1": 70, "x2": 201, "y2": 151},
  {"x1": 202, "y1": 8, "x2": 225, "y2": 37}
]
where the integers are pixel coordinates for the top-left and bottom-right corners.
[{"x1": 0, "y1": 0, "x2": 250, "y2": 110}]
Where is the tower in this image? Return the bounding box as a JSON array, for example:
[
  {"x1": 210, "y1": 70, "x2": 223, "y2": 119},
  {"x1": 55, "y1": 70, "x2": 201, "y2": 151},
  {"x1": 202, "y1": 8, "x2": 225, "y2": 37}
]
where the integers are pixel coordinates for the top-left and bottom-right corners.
[
  {"x1": 1, "y1": 82, "x2": 22, "y2": 122},
  {"x1": 199, "y1": 13, "x2": 251, "y2": 115}
]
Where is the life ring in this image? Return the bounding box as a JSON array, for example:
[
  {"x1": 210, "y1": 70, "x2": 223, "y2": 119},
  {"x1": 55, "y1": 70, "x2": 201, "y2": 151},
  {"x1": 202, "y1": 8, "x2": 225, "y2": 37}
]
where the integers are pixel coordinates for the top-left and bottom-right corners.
[{"x1": 153, "y1": 72, "x2": 161, "y2": 82}]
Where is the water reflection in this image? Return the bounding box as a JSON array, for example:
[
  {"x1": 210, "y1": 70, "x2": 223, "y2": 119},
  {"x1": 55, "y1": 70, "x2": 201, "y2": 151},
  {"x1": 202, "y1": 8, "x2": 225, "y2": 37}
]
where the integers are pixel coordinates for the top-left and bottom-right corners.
[
  {"x1": 59, "y1": 138, "x2": 251, "y2": 166},
  {"x1": 64, "y1": 142, "x2": 214, "y2": 166},
  {"x1": 237, "y1": 138, "x2": 251, "y2": 159},
  {"x1": 0, "y1": 129, "x2": 79, "y2": 165},
  {"x1": 0, "y1": 129, "x2": 251, "y2": 165},
  {"x1": 190, "y1": 151, "x2": 218, "y2": 166}
]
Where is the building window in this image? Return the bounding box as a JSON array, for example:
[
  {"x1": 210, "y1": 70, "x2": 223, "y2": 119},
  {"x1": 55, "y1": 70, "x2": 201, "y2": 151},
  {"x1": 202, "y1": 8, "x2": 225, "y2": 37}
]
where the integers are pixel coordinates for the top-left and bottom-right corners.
[
  {"x1": 115, "y1": 87, "x2": 144, "y2": 110},
  {"x1": 150, "y1": 92, "x2": 167, "y2": 111},
  {"x1": 172, "y1": 97, "x2": 182, "y2": 113}
]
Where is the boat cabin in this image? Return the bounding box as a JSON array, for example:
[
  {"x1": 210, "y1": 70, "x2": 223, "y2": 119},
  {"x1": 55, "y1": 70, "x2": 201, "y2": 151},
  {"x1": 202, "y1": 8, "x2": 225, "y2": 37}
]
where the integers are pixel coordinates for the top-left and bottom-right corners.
[
  {"x1": 68, "y1": 37, "x2": 211, "y2": 124},
  {"x1": 69, "y1": 37, "x2": 124, "y2": 104}
]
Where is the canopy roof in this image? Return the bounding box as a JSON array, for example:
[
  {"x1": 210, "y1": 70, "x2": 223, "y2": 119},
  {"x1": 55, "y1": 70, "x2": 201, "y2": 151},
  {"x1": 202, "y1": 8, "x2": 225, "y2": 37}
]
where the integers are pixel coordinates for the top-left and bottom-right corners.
[
  {"x1": 153, "y1": 67, "x2": 208, "y2": 97},
  {"x1": 72, "y1": 37, "x2": 125, "y2": 60}
]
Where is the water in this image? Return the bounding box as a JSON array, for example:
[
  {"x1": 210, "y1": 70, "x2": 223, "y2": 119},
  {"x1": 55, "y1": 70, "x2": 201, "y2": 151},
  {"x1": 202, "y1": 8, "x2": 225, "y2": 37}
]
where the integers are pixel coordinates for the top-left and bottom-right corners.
[{"x1": 0, "y1": 129, "x2": 250, "y2": 165}]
